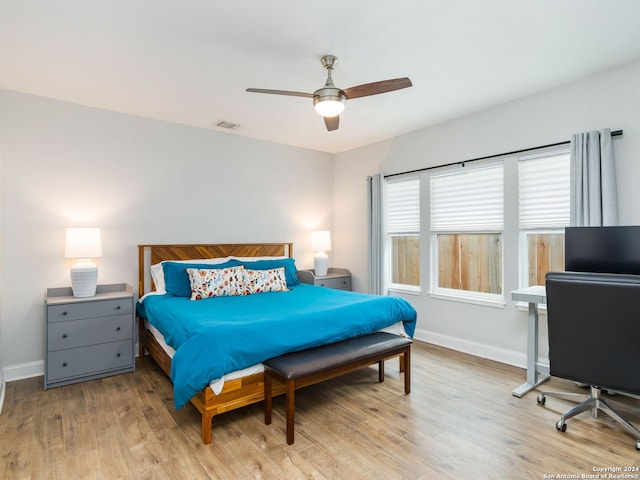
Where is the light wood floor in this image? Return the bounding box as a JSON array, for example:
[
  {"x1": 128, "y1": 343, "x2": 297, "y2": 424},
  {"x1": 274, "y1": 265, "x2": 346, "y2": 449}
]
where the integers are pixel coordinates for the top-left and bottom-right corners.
[{"x1": 2, "y1": 341, "x2": 639, "y2": 479}]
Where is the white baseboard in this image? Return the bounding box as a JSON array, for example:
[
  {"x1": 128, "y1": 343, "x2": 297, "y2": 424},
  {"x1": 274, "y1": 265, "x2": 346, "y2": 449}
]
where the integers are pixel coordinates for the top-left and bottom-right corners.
[
  {"x1": 413, "y1": 327, "x2": 549, "y2": 370},
  {"x1": 0, "y1": 370, "x2": 5, "y2": 416},
  {"x1": 3, "y1": 360, "x2": 44, "y2": 383}
]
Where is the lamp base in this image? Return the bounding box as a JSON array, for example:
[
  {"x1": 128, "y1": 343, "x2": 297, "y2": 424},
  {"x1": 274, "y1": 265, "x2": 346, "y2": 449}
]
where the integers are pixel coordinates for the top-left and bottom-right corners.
[
  {"x1": 314, "y1": 252, "x2": 329, "y2": 277},
  {"x1": 70, "y1": 260, "x2": 98, "y2": 297}
]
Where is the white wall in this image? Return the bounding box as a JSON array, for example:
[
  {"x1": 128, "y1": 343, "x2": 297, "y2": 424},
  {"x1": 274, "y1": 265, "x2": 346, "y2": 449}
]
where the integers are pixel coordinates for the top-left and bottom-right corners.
[
  {"x1": 0, "y1": 123, "x2": 3, "y2": 409},
  {"x1": 0, "y1": 90, "x2": 334, "y2": 379},
  {"x1": 334, "y1": 60, "x2": 640, "y2": 367},
  {"x1": 2, "y1": 59, "x2": 639, "y2": 383}
]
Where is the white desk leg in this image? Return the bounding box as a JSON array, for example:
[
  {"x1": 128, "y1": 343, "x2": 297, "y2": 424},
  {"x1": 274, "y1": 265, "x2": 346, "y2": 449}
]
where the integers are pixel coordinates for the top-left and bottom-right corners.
[{"x1": 512, "y1": 301, "x2": 550, "y2": 397}]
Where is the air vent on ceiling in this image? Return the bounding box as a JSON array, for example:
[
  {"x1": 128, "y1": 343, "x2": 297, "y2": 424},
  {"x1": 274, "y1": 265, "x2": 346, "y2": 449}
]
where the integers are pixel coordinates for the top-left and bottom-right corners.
[{"x1": 215, "y1": 120, "x2": 240, "y2": 130}]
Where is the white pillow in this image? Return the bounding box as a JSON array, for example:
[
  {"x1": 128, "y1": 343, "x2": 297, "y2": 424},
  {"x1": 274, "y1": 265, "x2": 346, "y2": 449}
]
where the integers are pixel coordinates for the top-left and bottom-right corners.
[
  {"x1": 150, "y1": 257, "x2": 231, "y2": 294},
  {"x1": 229, "y1": 256, "x2": 288, "y2": 262}
]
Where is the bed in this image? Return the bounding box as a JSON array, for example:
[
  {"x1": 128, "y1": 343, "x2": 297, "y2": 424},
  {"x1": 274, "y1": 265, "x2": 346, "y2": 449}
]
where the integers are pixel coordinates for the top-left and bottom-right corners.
[{"x1": 137, "y1": 243, "x2": 417, "y2": 444}]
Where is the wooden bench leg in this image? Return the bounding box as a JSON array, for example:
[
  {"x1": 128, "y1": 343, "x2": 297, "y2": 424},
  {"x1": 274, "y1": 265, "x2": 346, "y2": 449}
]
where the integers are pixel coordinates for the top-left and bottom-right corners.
[
  {"x1": 264, "y1": 370, "x2": 273, "y2": 425},
  {"x1": 286, "y1": 380, "x2": 295, "y2": 445},
  {"x1": 403, "y1": 347, "x2": 411, "y2": 394},
  {"x1": 378, "y1": 359, "x2": 385, "y2": 383}
]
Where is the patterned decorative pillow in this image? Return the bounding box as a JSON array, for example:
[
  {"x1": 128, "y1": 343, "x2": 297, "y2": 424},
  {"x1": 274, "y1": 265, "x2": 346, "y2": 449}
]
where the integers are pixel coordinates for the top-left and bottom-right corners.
[
  {"x1": 243, "y1": 267, "x2": 289, "y2": 295},
  {"x1": 186, "y1": 266, "x2": 246, "y2": 300}
]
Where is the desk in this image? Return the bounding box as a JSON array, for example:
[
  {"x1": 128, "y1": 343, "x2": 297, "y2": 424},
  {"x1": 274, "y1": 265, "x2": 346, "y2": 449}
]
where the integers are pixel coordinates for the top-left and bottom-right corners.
[{"x1": 511, "y1": 285, "x2": 548, "y2": 397}]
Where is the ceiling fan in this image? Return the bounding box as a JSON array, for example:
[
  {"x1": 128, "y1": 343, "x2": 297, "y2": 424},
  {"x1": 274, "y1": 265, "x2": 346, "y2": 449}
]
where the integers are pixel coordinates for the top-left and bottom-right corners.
[{"x1": 246, "y1": 55, "x2": 412, "y2": 131}]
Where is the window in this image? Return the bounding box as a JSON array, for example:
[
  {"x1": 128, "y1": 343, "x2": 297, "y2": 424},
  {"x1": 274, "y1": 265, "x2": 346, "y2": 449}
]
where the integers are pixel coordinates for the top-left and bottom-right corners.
[
  {"x1": 380, "y1": 144, "x2": 570, "y2": 305},
  {"x1": 518, "y1": 149, "x2": 570, "y2": 287},
  {"x1": 385, "y1": 178, "x2": 420, "y2": 288},
  {"x1": 430, "y1": 163, "x2": 504, "y2": 300}
]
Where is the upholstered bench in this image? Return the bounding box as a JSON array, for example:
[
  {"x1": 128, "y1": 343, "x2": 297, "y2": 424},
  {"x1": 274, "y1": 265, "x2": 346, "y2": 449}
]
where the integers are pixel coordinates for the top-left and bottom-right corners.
[{"x1": 263, "y1": 331, "x2": 412, "y2": 444}]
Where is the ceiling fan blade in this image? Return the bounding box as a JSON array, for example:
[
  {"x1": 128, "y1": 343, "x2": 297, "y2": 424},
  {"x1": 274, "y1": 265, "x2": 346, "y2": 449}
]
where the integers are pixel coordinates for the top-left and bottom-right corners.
[
  {"x1": 324, "y1": 115, "x2": 339, "y2": 131},
  {"x1": 343, "y1": 77, "x2": 412, "y2": 99},
  {"x1": 246, "y1": 88, "x2": 313, "y2": 98}
]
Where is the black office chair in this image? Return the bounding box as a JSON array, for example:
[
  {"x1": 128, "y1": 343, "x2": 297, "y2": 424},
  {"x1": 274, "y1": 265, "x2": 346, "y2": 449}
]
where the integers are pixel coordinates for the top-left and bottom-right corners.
[{"x1": 537, "y1": 271, "x2": 640, "y2": 450}]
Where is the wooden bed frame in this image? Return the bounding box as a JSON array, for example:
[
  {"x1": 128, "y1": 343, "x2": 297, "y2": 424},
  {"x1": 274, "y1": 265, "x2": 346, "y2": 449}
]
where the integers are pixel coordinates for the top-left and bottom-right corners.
[{"x1": 137, "y1": 243, "x2": 291, "y2": 444}]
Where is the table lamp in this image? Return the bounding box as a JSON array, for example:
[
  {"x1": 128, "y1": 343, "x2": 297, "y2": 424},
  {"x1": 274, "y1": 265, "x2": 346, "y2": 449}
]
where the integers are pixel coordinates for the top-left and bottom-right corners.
[
  {"x1": 65, "y1": 227, "x2": 102, "y2": 297},
  {"x1": 311, "y1": 230, "x2": 331, "y2": 277}
]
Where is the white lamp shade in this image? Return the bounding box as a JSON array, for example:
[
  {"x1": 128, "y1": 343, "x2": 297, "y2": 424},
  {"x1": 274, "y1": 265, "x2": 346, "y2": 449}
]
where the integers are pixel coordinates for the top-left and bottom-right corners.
[
  {"x1": 65, "y1": 227, "x2": 102, "y2": 297},
  {"x1": 311, "y1": 230, "x2": 332, "y2": 252},
  {"x1": 65, "y1": 227, "x2": 102, "y2": 258}
]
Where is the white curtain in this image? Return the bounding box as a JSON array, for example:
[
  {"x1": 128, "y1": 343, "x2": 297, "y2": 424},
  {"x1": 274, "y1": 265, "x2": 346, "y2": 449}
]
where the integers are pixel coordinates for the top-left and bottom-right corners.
[
  {"x1": 570, "y1": 128, "x2": 618, "y2": 226},
  {"x1": 366, "y1": 174, "x2": 384, "y2": 295}
]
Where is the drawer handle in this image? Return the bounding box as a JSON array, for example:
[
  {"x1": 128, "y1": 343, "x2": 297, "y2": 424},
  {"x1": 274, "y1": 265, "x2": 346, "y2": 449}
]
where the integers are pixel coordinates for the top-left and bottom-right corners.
[
  {"x1": 62, "y1": 362, "x2": 68, "y2": 367},
  {"x1": 62, "y1": 311, "x2": 68, "y2": 316},
  {"x1": 116, "y1": 327, "x2": 121, "y2": 331},
  {"x1": 62, "y1": 334, "x2": 68, "y2": 339},
  {"x1": 116, "y1": 353, "x2": 121, "y2": 357},
  {"x1": 116, "y1": 305, "x2": 121, "y2": 310}
]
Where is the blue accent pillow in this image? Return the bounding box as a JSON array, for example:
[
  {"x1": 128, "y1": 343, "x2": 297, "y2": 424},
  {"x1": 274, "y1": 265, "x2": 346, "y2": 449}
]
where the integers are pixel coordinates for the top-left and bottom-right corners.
[
  {"x1": 163, "y1": 259, "x2": 242, "y2": 297},
  {"x1": 238, "y1": 258, "x2": 300, "y2": 286}
]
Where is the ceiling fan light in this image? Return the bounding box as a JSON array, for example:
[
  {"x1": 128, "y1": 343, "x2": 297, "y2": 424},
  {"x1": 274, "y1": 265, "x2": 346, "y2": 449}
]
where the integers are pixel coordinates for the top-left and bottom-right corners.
[
  {"x1": 314, "y1": 99, "x2": 345, "y2": 117},
  {"x1": 313, "y1": 88, "x2": 346, "y2": 117}
]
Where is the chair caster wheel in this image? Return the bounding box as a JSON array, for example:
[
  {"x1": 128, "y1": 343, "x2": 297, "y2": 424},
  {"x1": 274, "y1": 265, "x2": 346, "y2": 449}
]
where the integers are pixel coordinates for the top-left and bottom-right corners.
[
  {"x1": 537, "y1": 394, "x2": 546, "y2": 405},
  {"x1": 556, "y1": 420, "x2": 567, "y2": 432}
]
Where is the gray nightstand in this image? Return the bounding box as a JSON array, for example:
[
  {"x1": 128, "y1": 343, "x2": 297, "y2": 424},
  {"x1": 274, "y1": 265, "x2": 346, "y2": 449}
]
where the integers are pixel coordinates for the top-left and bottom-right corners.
[
  {"x1": 45, "y1": 283, "x2": 135, "y2": 390},
  {"x1": 298, "y1": 268, "x2": 351, "y2": 291}
]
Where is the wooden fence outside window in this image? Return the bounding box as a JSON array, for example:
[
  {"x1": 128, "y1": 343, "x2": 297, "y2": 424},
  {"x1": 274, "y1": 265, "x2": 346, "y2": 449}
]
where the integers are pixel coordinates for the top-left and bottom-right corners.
[
  {"x1": 527, "y1": 233, "x2": 565, "y2": 286},
  {"x1": 437, "y1": 233, "x2": 502, "y2": 294},
  {"x1": 390, "y1": 232, "x2": 564, "y2": 293}
]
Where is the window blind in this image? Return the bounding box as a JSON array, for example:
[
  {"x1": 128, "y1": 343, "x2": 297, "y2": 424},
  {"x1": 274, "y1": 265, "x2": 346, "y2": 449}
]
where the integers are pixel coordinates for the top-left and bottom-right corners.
[
  {"x1": 431, "y1": 164, "x2": 504, "y2": 231},
  {"x1": 519, "y1": 151, "x2": 570, "y2": 229},
  {"x1": 386, "y1": 178, "x2": 420, "y2": 233}
]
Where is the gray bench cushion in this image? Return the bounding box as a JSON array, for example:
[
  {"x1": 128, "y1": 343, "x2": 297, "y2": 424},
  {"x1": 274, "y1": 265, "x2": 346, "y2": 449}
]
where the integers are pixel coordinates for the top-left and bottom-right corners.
[{"x1": 264, "y1": 331, "x2": 411, "y2": 380}]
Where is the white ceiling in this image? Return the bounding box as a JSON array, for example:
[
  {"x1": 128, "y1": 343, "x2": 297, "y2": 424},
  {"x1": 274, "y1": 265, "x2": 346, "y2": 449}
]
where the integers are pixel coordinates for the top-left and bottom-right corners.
[{"x1": 2, "y1": 1, "x2": 640, "y2": 154}]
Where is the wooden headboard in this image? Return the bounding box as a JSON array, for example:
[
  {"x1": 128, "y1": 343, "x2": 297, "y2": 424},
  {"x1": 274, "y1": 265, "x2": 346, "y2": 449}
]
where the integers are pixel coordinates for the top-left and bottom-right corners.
[{"x1": 137, "y1": 243, "x2": 294, "y2": 295}]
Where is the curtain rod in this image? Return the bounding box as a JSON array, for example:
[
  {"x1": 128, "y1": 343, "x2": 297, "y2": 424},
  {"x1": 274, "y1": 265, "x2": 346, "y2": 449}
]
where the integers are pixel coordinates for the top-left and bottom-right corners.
[{"x1": 384, "y1": 129, "x2": 623, "y2": 179}]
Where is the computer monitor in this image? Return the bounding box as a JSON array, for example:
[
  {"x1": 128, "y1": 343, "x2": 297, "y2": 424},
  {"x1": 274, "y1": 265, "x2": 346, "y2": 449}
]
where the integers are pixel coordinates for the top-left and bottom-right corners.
[{"x1": 564, "y1": 226, "x2": 640, "y2": 275}]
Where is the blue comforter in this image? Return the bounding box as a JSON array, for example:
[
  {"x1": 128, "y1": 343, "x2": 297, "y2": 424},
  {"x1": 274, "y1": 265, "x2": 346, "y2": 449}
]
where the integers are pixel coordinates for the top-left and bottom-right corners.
[{"x1": 138, "y1": 284, "x2": 417, "y2": 408}]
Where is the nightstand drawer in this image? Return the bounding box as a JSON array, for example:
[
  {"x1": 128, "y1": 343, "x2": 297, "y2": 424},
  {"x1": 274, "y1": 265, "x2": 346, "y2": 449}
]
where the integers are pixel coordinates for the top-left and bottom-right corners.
[
  {"x1": 46, "y1": 340, "x2": 133, "y2": 382},
  {"x1": 47, "y1": 314, "x2": 133, "y2": 352},
  {"x1": 47, "y1": 298, "x2": 133, "y2": 323},
  {"x1": 316, "y1": 276, "x2": 351, "y2": 290},
  {"x1": 298, "y1": 268, "x2": 351, "y2": 291}
]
